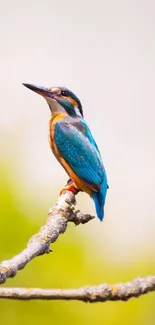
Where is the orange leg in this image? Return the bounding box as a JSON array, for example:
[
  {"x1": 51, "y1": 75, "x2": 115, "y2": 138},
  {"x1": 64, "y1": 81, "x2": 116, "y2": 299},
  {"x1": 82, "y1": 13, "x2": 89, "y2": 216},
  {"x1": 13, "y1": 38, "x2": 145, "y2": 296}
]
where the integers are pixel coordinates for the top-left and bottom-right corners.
[{"x1": 60, "y1": 179, "x2": 81, "y2": 195}]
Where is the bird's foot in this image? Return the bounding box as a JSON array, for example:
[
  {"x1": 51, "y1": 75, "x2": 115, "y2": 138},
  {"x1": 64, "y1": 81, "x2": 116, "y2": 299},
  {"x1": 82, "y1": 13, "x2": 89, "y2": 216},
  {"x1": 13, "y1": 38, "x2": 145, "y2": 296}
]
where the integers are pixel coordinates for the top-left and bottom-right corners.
[{"x1": 60, "y1": 179, "x2": 81, "y2": 195}]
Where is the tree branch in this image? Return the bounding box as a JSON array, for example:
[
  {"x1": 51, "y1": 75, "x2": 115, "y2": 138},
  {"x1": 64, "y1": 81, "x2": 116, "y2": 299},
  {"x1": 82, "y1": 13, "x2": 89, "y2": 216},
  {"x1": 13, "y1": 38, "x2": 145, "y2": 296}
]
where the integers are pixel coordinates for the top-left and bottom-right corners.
[
  {"x1": 0, "y1": 276, "x2": 155, "y2": 302},
  {"x1": 0, "y1": 191, "x2": 94, "y2": 285},
  {"x1": 1, "y1": 191, "x2": 154, "y2": 303}
]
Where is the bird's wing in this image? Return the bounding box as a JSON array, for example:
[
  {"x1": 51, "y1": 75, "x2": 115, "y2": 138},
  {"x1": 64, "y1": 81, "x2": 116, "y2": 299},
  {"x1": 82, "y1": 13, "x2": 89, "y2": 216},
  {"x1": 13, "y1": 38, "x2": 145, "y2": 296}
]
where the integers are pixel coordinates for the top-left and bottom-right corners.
[{"x1": 54, "y1": 118, "x2": 105, "y2": 189}]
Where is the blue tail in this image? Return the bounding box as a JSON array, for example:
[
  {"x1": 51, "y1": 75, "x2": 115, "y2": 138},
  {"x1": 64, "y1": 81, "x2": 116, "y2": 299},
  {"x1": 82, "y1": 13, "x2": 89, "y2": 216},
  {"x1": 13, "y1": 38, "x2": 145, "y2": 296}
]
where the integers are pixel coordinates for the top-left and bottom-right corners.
[{"x1": 92, "y1": 177, "x2": 108, "y2": 221}]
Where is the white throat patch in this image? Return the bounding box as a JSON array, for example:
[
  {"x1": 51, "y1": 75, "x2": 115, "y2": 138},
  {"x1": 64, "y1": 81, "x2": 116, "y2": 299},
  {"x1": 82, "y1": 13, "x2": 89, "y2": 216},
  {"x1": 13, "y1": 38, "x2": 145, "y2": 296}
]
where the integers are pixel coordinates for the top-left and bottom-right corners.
[{"x1": 46, "y1": 97, "x2": 66, "y2": 114}]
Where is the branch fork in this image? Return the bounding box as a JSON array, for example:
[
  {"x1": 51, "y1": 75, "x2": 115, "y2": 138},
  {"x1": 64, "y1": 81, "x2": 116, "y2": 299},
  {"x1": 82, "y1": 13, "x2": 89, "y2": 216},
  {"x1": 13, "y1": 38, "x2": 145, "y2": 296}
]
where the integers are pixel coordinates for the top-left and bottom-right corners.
[
  {"x1": 0, "y1": 190, "x2": 154, "y2": 303},
  {"x1": 0, "y1": 191, "x2": 94, "y2": 285}
]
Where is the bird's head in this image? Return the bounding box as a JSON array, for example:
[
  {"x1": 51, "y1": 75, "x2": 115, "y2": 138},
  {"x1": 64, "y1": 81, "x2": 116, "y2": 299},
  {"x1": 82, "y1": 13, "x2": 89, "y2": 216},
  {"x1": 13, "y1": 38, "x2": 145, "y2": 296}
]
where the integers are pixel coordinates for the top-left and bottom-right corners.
[{"x1": 23, "y1": 83, "x2": 83, "y2": 118}]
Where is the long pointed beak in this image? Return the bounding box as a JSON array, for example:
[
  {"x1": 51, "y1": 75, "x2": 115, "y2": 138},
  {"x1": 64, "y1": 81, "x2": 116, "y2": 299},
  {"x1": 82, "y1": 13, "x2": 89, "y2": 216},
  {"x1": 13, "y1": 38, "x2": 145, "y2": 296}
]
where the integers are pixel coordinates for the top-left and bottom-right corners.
[{"x1": 22, "y1": 83, "x2": 52, "y2": 98}]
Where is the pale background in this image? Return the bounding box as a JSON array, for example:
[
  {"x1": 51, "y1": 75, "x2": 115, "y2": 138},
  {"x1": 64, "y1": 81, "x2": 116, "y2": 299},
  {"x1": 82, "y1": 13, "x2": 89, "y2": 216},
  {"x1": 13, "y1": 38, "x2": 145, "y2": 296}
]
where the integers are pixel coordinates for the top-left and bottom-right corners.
[{"x1": 0, "y1": 0, "x2": 155, "y2": 324}]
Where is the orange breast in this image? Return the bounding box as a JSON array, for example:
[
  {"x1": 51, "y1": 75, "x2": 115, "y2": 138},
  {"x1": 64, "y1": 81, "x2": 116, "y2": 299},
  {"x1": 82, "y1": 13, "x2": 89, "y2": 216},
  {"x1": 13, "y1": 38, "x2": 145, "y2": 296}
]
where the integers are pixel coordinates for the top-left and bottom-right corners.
[
  {"x1": 49, "y1": 112, "x2": 67, "y2": 158},
  {"x1": 60, "y1": 156, "x2": 92, "y2": 195},
  {"x1": 49, "y1": 113, "x2": 92, "y2": 196}
]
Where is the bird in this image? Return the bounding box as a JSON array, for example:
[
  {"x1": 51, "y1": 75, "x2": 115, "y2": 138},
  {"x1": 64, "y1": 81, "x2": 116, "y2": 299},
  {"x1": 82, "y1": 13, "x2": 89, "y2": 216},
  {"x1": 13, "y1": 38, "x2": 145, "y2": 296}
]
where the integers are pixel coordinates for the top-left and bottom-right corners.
[{"x1": 23, "y1": 83, "x2": 108, "y2": 221}]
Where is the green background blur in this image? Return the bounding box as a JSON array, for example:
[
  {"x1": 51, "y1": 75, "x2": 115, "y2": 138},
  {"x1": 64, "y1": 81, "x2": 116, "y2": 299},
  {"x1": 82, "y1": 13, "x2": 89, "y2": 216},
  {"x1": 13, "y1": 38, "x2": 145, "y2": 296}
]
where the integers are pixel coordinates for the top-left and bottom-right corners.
[
  {"x1": 0, "y1": 164, "x2": 155, "y2": 324},
  {"x1": 1, "y1": 0, "x2": 155, "y2": 324}
]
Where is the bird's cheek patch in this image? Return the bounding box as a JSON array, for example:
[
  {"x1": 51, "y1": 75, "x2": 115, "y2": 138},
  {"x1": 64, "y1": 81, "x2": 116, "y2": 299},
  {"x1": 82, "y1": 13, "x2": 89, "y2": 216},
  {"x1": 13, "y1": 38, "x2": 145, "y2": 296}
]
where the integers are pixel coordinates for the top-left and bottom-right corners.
[{"x1": 67, "y1": 97, "x2": 78, "y2": 108}]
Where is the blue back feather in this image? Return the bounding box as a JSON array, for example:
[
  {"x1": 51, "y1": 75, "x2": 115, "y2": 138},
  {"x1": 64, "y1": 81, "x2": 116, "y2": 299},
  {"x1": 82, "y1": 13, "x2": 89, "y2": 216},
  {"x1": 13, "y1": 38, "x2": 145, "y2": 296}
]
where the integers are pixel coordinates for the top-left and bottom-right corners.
[{"x1": 54, "y1": 116, "x2": 108, "y2": 220}]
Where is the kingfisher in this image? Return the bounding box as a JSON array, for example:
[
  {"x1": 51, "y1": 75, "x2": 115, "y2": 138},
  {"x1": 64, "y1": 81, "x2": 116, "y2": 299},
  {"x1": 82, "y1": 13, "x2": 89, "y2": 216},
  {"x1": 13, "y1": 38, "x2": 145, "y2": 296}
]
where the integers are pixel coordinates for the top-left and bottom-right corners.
[{"x1": 23, "y1": 83, "x2": 108, "y2": 221}]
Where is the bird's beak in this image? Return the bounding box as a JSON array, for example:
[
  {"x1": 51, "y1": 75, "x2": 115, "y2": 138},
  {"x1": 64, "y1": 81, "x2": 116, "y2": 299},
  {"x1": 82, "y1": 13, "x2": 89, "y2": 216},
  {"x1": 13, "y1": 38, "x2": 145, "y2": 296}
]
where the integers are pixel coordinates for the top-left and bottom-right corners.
[{"x1": 22, "y1": 83, "x2": 52, "y2": 98}]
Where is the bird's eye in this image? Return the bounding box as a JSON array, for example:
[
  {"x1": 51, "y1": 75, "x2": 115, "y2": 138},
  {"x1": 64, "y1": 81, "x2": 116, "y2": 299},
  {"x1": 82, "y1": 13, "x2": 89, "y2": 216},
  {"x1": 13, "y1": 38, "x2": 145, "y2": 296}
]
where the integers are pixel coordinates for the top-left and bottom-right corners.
[{"x1": 61, "y1": 90, "x2": 68, "y2": 96}]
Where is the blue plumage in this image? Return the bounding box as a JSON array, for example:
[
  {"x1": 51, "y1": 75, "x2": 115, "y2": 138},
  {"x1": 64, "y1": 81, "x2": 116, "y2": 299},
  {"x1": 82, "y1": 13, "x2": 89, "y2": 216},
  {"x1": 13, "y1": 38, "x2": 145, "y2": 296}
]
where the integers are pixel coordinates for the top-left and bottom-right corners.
[
  {"x1": 92, "y1": 179, "x2": 108, "y2": 221},
  {"x1": 55, "y1": 116, "x2": 108, "y2": 220}
]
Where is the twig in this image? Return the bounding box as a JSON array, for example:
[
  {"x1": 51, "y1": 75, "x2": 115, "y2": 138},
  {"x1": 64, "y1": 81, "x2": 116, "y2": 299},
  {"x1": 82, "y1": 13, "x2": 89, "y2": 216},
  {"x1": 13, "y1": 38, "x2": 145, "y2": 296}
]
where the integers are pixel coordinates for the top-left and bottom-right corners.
[
  {"x1": 0, "y1": 276, "x2": 155, "y2": 302},
  {"x1": 0, "y1": 191, "x2": 94, "y2": 285}
]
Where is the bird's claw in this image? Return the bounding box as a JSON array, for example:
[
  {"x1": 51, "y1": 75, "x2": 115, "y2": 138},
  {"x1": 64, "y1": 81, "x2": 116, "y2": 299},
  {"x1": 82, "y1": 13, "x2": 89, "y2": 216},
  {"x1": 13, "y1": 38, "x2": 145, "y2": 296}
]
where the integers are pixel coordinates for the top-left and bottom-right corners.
[{"x1": 60, "y1": 180, "x2": 80, "y2": 195}]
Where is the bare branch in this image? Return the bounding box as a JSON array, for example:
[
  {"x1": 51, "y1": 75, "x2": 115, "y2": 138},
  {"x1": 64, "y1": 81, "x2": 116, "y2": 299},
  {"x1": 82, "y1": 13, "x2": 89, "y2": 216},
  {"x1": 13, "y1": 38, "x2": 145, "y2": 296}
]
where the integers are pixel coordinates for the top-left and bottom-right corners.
[
  {"x1": 0, "y1": 191, "x2": 94, "y2": 285},
  {"x1": 1, "y1": 190, "x2": 153, "y2": 304},
  {"x1": 0, "y1": 276, "x2": 155, "y2": 302}
]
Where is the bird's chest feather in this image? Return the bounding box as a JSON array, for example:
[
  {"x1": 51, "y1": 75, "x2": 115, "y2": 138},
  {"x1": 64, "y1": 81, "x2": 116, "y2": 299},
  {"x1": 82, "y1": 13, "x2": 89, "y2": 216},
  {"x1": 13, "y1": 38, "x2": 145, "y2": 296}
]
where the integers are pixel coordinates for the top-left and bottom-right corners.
[{"x1": 49, "y1": 113, "x2": 68, "y2": 159}]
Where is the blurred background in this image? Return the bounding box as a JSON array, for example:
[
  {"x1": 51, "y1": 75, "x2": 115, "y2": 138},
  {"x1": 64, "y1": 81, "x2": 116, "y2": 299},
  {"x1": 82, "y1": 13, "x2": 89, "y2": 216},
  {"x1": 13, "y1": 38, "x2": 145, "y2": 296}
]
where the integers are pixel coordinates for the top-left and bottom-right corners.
[{"x1": 0, "y1": 0, "x2": 155, "y2": 323}]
